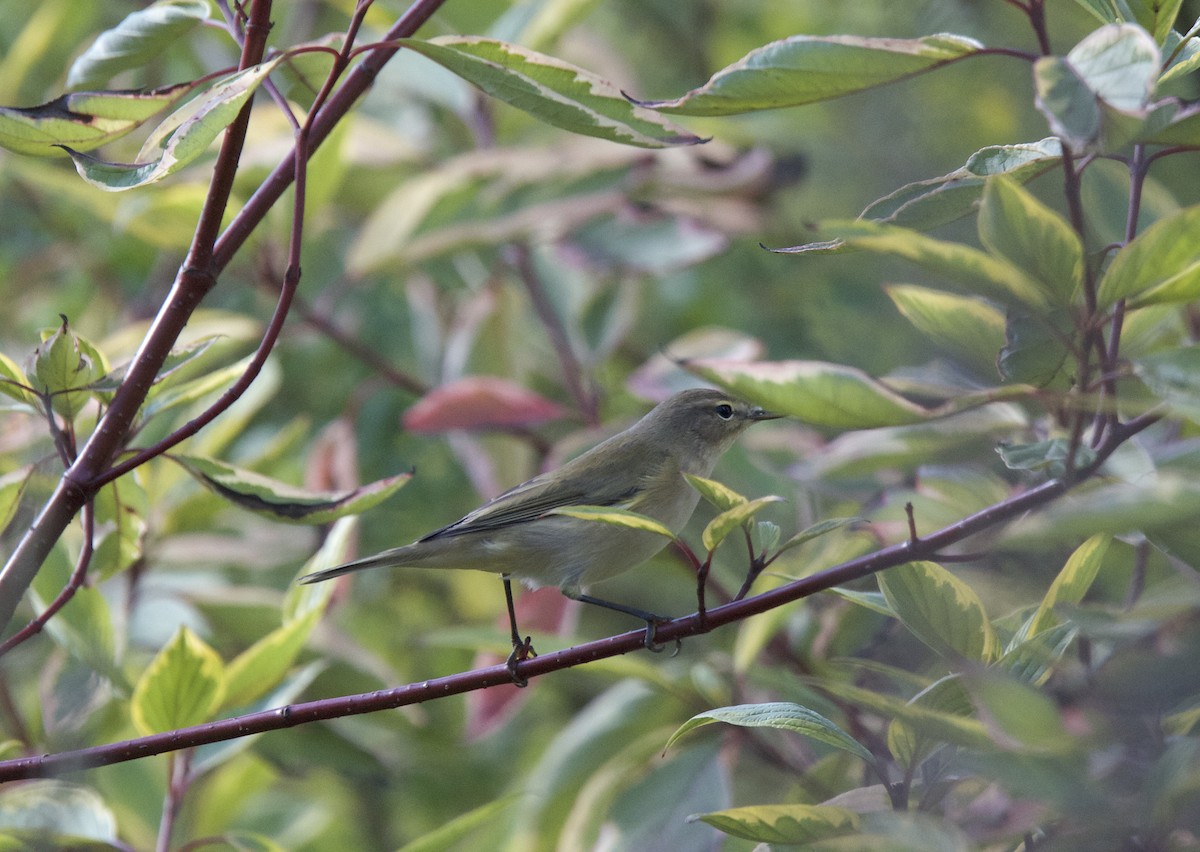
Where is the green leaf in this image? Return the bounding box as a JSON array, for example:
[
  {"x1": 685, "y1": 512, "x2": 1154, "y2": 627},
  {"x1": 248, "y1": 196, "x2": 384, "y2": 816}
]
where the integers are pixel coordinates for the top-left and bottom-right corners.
[
  {"x1": 666, "y1": 702, "x2": 876, "y2": 764},
  {"x1": 0, "y1": 780, "x2": 117, "y2": 842},
  {"x1": 877, "y1": 561, "x2": 998, "y2": 662},
  {"x1": 0, "y1": 84, "x2": 192, "y2": 156},
  {"x1": 397, "y1": 37, "x2": 702, "y2": 148},
  {"x1": 143, "y1": 353, "x2": 255, "y2": 421},
  {"x1": 1074, "y1": 0, "x2": 1184, "y2": 43},
  {"x1": 632, "y1": 33, "x2": 982, "y2": 116},
  {"x1": 863, "y1": 138, "x2": 1063, "y2": 230},
  {"x1": 546, "y1": 505, "x2": 677, "y2": 539},
  {"x1": 131, "y1": 626, "x2": 225, "y2": 735},
  {"x1": 283, "y1": 517, "x2": 354, "y2": 622},
  {"x1": 171, "y1": 454, "x2": 411, "y2": 524},
  {"x1": 782, "y1": 219, "x2": 1048, "y2": 308},
  {"x1": 966, "y1": 671, "x2": 1073, "y2": 753},
  {"x1": 1033, "y1": 23, "x2": 1158, "y2": 150},
  {"x1": 885, "y1": 285, "x2": 1007, "y2": 373},
  {"x1": 997, "y1": 438, "x2": 1097, "y2": 478},
  {"x1": 820, "y1": 678, "x2": 993, "y2": 751},
  {"x1": 999, "y1": 622, "x2": 1078, "y2": 685},
  {"x1": 978, "y1": 176, "x2": 1083, "y2": 303},
  {"x1": 92, "y1": 478, "x2": 148, "y2": 580},
  {"x1": 1133, "y1": 347, "x2": 1200, "y2": 423},
  {"x1": 776, "y1": 517, "x2": 862, "y2": 557},
  {"x1": 222, "y1": 607, "x2": 321, "y2": 709},
  {"x1": 701, "y1": 496, "x2": 782, "y2": 552},
  {"x1": 31, "y1": 318, "x2": 106, "y2": 419},
  {"x1": 0, "y1": 351, "x2": 37, "y2": 407},
  {"x1": 0, "y1": 467, "x2": 33, "y2": 537},
  {"x1": 682, "y1": 473, "x2": 747, "y2": 512},
  {"x1": 398, "y1": 796, "x2": 522, "y2": 852},
  {"x1": 802, "y1": 404, "x2": 1027, "y2": 480},
  {"x1": 1160, "y1": 24, "x2": 1200, "y2": 84},
  {"x1": 888, "y1": 674, "x2": 974, "y2": 769},
  {"x1": 1024, "y1": 535, "x2": 1111, "y2": 639},
  {"x1": 61, "y1": 57, "x2": 285, "y2": 190},
  {"x1": 30, "y1": 572, "x2": 120, "y2": 686},
  {"x1": 689, "y1": 803, "x2": 859, "y2": 844},
  {"x1": 66, "y1": 0, "x2": 210, "y2": 90},
  {"x1": 829, "y1": 587, "x2": 894, "y2": 617},
  {"x1": 997, "y1": 309, "x2": 1072, "y2": 387},
  {"x1": 687, "y1": 358, "x2": 931, "y2": 429},
  {"x1": 1097, "y1": 206, "x2": 1200, "y2": 306}
]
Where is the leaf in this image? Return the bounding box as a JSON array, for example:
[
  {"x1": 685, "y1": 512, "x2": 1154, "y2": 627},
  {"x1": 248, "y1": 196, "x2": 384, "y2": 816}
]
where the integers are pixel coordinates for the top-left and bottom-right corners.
[
  {"x1": 1160, "y1": 24, "x2": 1200, "y2": 84},
  {"x1": 143, "y1": 354, "x2": 255, "y2": 421},
  {"x1": 0, "y1": 351, "x2": 36, "y2": 406},
  {"x1": 689, "y1": 804, "x2": 859, "y2": 844},
  {"x1": 222, "y1": 607, "x2": 321, "y2": 709},
  {"x1": 829, "y1": 587, "x2": 895, "y2": 617},
  {"x1": 31, "y1": 318, "x2": 106, "y2": 419},
  {"x1": 1134, "y1": 347, "x2": 1200, "y2": 423},
  {"x1": 61, "y1": 56, "x2": 285, "y2": 190},
  {"x1": 546, "y1": 505, "x2": 677, "y2": 539},
  {"x1": 999, "y1": 622, "x2": 1077, "y2": 685},
  {"x1": 888, "y1": 674, "x2": 974, "y2": 769},
  {"x1": 402, "y1": 376, "x2": 566, "y2": 433},
  {"x1": 1033, "y1": 23, "x2": 1158, "y2": 151},
  {"x1": 171, "y1": 454, "x2": 411, "y2": 524},
  {"x1": 877, "y1": 561, "x2": 998, "y2": 662},
  {"x1": 885, "y1": 285, "x2": 1007, "y2": 374},
  {"x1": 778, "y1": 219, "x2": 1048, "y2": 308},
  {"x1": 665, "y1": 702, "x2": 876, "y2": 764},
  {"x1": 0, "y1": 780, "x2": 117, "y2": 842},
  {"x1": 819, "y1": 678, "x2": 993, "y2": 751},
  {"x1": 997, "y1": 438, "x2": 1097, "y2": 478},
  {"x1": 683, "y1": 473, "x2": 747, "y2": 512},
  {"x1": 131, "y1": 626, "x2": 225, "y2": 735},
  {"x1": 283, "y1": 517, "x2": 354, "y2": 622},
  {"x1": 997, "y1": 309, "x2": 1072, "y2": 387},
  {"x1": 631, "y1": 33, "x2": 982, "y2": 116},
  {"x1": 0, "y1": 84, "x2": 192, "y2": 156},
  {"x1": 687, "y1": 358, "x2": 931, "y2": 429},
  {"x1": 397, "y1": 796, "x2": 522, "y2": 852},
  {"x1": 776, "y1": 517, "x2": 861, "y2": 557},
  {"x1": 92, "y1": 478, "x2": 148, "y2": 580},
  {"x1": 66, "y1": 0, "x2": 210, "y2": 90},
  {"x1": 1023, "y1": 535, "x2": 1111, "y2": 639},
  {"x1": 862, "y1": 137, "x2": 1063, "y2": 230},
  {"x1": 0, "y1": 467, "x2": 32, "y2": 537},
  {"x1": 801, "y1": 404, "x2": 1027, "y2": 480},
  {"x1": 702, "y1": 496, "x2": 783, "y2": 552},
  {"x1": 1097, "y1": 206, "x2": 1200, "y2": 306},
  {"x1": 397, "y1": 36, "x2": 702, "y2": 148},
  {"x1": 966, "y1": 671, "x2": 1073, "y2": 753},
  {"x1": 978, "y1": 176, "x2": 1083, "y2": 303}
]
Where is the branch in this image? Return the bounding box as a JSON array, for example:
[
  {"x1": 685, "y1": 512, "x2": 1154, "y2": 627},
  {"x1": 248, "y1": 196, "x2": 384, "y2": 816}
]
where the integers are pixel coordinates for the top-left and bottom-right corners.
[
  {"x1": 0, "y1": 0, "x2": 276, "y2": 633},
  {"x1": 0, "y1": 0, "x2": 450, "y2": 634},
  {"x1": 0, "y1": 412, "x2": 1158, "y2": 781}
]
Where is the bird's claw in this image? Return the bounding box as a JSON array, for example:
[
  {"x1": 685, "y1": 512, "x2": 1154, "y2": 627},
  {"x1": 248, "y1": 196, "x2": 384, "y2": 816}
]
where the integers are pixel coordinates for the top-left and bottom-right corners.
[
  {"x1": 506, "y1": 635, "x2": 537, "y2": 688},
  {"x1": 643, "y1": 621, "x2": 681, "y2": 657}
]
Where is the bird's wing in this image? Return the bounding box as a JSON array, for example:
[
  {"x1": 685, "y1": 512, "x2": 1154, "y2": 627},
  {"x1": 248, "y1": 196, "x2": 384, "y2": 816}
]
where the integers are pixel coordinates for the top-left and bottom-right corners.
[{"x1": 420, "y1": 440, "x2": 644, "y2": 541}]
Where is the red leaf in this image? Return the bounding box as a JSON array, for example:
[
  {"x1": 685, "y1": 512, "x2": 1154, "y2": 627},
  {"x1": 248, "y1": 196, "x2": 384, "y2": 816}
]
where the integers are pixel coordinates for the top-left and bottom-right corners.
[{"x1": 402, "y1": 377, "x2": 566, "y2": 433}]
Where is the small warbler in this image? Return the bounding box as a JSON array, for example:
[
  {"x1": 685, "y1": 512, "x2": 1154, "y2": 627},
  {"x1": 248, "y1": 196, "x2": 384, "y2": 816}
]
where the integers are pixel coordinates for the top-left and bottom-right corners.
[{"x1": 300, "y1": 388, "x2": 779, "y2": 681}]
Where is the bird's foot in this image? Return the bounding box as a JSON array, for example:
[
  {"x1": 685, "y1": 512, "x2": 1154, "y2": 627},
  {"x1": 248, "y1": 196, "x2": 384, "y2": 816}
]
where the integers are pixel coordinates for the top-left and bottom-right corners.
[
  {"x1": 643, "y1": 620, "x2": 682, "y2": 657},
  {"x1": 506, "y1": 635, "x2": 537, "y2": 687}
]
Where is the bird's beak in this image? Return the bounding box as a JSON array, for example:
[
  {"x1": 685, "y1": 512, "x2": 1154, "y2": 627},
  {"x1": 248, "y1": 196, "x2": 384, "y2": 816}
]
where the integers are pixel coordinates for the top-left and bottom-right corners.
[{"x1": 749, "y1": 406, "x2": 783, "y2": 421}]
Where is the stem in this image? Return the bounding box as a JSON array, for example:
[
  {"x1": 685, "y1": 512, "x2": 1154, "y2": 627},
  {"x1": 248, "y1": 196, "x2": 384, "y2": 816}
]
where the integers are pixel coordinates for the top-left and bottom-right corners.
[
  {"x1": 0, "y1": 0, "x2": 449, "y2": 634},
  {"x1": 0, "y1": 412, "x2": 1158, "y2": 781},
  {"x1": 507, "y1": 243, "x2": 600, "y2": 426}
]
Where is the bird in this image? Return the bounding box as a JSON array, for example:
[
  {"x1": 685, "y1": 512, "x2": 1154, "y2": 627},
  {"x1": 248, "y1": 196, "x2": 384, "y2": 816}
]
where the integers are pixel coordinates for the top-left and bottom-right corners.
[{"x1": 299, "y1": 387, "x2": 780, "y2": 682}]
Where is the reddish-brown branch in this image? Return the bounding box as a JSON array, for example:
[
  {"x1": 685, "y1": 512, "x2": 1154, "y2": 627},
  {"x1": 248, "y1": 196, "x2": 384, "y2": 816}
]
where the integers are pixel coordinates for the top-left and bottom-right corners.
[{"x1": 0, "y1": 412, "x2": 1158, "y2": 782}]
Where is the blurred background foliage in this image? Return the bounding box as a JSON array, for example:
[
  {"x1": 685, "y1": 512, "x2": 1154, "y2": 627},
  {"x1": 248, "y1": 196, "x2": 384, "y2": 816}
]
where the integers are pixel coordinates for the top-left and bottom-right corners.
[{"x1": 3, "y1": 0, "x2": 1200, "y2": 849}]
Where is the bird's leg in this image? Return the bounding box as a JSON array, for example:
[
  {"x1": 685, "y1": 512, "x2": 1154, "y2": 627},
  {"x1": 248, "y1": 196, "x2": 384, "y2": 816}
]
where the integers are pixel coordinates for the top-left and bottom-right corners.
[
  {"x1": 503, "y1": 576, "x2": 536, "y2": 687},
  {"x1": 566, "y1": 591, "x2": 681, "y2": 656}
]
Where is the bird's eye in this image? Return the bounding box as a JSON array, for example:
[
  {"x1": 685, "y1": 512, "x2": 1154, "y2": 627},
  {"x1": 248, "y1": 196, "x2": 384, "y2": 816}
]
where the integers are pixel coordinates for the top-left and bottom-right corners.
[{"x1": 715, "y1": 403, "x2": 734, "y2": 419}]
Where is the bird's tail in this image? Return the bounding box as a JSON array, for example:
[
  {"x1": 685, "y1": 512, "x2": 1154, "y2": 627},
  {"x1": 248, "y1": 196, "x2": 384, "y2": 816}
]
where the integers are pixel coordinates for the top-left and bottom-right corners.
[{"x1": 297, "y1": 545, "x2": 421, "y2": 585}]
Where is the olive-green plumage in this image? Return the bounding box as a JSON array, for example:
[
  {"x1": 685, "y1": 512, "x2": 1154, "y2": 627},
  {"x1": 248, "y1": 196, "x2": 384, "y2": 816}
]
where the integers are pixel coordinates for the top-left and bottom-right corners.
[{"x1": 300, "y1": 388, "x2": 778, "y2": 596}]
